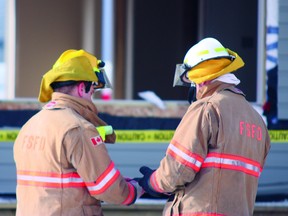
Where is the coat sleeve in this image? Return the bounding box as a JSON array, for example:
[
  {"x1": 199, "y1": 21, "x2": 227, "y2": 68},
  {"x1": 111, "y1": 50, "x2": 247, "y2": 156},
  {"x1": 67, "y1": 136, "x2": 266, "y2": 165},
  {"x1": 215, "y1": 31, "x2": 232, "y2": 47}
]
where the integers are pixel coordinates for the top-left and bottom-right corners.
[
  {"x1": 65, "y1": 125, "x2": 138, "y2": 205},
  {"x1": 262, "y1": 127, "x2": 271, "y2": 166},
  {"x1": 150, "y1": 102, "x2": 219, "y2": 193}
]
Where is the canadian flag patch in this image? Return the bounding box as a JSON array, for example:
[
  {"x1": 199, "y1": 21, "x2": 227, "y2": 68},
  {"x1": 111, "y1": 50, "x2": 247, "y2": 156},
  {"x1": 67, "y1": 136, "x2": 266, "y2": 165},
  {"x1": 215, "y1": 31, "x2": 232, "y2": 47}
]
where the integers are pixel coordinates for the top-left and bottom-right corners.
[{"x1": 90, "y1": 135, "x2": 103, "y2": 146}]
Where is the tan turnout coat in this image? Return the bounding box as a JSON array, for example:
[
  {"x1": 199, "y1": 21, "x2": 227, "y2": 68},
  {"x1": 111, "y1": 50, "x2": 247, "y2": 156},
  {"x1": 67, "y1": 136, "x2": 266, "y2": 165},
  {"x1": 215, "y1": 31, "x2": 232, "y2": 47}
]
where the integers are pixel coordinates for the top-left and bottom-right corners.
[
  {"x1": 150, "y1": 82, "x2": 271, "y2": 216},
  {"x1": 14, "y1": 93, "x2": 136, "y2": 216}
]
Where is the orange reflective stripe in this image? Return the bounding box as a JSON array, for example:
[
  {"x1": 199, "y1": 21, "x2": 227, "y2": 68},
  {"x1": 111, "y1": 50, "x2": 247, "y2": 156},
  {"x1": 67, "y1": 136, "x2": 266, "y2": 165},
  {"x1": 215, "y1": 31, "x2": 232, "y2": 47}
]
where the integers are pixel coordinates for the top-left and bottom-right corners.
[
  {"x1": 167, "y1": 140, "x2": 204, "y2": 172},
  {"x1": 17, "y1": 161, "x2": 122, "y2": 195},
  {"x1": 17, "y1": 171, "x2": 85, "y2": 188},
  {"x1": 122, "y1": 182, "x2": 136, "y2": 205},
  {"x1": 86, "y1": 161, "x2": 120, "y2": 195},
  {"x1": 173, "y1": 213, "x2": 226, "y2": 216},
  {"x1": 149, "y1": 171, "x2": 165, "y2": 193},
  {"x1": 202, "y1": 153, "x2": 262, "y2": 177}
]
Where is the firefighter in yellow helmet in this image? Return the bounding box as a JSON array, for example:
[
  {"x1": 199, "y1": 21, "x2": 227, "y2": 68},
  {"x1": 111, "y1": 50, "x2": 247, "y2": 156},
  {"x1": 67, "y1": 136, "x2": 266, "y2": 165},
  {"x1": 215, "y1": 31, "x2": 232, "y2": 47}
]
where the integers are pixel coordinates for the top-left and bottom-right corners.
[
  {"x1": 136, "y1": 38, "x2": 271, "y2": 216},
  {"x1": 38, "y1": 49, "x2": 112, "y2": 103},
  {"x1": 14, "y1": 49, "x2": 143, "y2": 216}
]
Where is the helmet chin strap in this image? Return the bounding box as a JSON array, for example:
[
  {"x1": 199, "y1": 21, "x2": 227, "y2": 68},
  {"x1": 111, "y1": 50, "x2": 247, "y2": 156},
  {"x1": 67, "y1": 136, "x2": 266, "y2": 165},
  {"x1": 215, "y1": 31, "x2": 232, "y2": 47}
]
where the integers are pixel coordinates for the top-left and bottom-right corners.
[
  {"x1": 83, "y1": 81, "x2": 93, "y2": 93},
  {"x1": 187, "y1": 84, "x2": 197, "y2": 104}
]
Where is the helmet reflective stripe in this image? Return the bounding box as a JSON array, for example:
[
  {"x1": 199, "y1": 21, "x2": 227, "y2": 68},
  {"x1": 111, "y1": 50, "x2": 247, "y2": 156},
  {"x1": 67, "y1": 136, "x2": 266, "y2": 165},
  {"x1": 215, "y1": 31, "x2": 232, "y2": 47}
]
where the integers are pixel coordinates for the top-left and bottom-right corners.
[
  {"x1": 184, "y1": 47, "x2": 227, "y2": 62},
  {"x1": 196, "y1": 49, "x2": 209, "y2": 56},
  {"x1": 215, "y1": 47, "x2": 226, "y2": 52},
  {"x1": 195, "y1": 47, "x2": 228, "y2": 59}
]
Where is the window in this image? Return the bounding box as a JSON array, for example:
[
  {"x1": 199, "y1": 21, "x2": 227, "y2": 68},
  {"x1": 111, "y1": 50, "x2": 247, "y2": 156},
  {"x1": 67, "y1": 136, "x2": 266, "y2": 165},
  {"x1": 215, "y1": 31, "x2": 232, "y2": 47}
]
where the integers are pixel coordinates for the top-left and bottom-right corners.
[
  {"x1": 0, "y1": 0, "x2": 6, "y2": 98},
  {"x1": 0, "y1": 0, "x2": 15, "y2": 99}
]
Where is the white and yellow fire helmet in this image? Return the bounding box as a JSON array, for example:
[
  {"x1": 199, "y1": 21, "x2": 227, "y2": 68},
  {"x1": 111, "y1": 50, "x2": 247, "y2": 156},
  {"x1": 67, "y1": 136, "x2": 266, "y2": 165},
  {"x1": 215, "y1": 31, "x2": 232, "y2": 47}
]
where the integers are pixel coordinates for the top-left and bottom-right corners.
[{"x1": 173, "y1": 37, "x2": 244, "y2": 87}]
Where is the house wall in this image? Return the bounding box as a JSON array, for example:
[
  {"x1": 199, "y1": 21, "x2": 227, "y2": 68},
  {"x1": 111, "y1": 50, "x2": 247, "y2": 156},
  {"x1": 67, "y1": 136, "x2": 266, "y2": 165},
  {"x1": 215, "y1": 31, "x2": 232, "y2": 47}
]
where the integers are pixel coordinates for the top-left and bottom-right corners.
[
  {"x1": 13, "y1": 0, "x2": 287, "y2": 120},
  {"x1": 15, "y1": 0, "x2": 84, "y2": 98}
]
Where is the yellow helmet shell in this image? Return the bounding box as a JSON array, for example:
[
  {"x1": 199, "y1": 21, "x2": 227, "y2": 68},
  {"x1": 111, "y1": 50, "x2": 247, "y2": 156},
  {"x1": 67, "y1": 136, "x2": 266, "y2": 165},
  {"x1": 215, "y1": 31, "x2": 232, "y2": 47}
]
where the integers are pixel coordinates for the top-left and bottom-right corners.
[
  {"x1": 38, "y1": 52, "x2": 98, "y2": 103},
  {"x1": 53, "y1": 49, "x2": 99, "y2": 69}
]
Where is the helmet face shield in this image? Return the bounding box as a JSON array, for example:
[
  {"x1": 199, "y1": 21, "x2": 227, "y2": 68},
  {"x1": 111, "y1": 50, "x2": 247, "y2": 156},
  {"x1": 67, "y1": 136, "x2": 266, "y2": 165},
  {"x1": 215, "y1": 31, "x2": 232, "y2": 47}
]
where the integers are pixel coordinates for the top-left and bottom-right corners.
[
  {"x1": 93, "y1": 68, "x2": 113, "y2": 90},
  {"x1": 173, "y1": 64, "x2": 194, "y2": 87}
]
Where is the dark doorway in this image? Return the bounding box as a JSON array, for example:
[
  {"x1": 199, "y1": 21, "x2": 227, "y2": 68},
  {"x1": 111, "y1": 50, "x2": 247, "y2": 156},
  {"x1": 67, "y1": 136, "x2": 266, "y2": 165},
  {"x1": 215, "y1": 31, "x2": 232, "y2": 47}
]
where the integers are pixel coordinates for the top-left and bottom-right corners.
[
  {"x1": 200, "y1": 0, "x2": 258, "y2": 101},
  {"x1": 132, "y1": 0, "x2": 258, "y2": 102},
  {"x1": 132, "y1": 0, "x2": 199, "y2": 101}
]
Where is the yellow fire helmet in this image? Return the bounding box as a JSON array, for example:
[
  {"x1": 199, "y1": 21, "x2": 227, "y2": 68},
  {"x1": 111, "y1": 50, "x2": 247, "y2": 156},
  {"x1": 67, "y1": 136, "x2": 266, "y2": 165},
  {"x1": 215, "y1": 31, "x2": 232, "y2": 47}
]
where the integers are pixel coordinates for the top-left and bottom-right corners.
[
  {"x1": 53, "y1": 49, "x2": 100, "y2": 70},
  {"x1": 173, "y1": 38, "x2": 245, "y2": 86},
  {"x1": 38, "y1": 49, "x2": 112, "y2": 103}
]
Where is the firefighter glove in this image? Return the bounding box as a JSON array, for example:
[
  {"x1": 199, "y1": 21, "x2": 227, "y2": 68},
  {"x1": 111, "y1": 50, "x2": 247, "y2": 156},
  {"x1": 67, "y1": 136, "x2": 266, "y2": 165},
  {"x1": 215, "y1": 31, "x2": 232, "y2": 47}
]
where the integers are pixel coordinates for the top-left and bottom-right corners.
[
  {"x1": 125, "y1": 178, "x2": 144, "y2": 202},
  {"x1": 137, "y1": 166, "x2": 163, "y2": 198}
]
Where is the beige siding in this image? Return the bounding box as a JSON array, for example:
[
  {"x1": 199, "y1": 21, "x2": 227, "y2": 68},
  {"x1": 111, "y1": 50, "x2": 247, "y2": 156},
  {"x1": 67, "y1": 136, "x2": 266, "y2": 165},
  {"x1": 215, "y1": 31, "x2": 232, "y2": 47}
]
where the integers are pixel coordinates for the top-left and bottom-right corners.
[{"x1": 15, "y1": 0, "x2": 102, "y2": 99}]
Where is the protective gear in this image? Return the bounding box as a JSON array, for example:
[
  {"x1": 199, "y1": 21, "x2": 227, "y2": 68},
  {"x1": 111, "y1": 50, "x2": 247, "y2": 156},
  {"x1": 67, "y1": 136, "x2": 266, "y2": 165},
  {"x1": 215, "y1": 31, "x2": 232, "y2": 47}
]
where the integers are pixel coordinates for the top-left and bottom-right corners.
[
  {"x1": 173, "y1": 68, "x2": 196, "y2": 104},
  {"x1": 138, "y1": 166, "x2": 163, "y2": 198},
  {"x1": 39, "y1": 56, "x2": 98, "y2": 103},
  {"x1": 53, "y1": 49, "x2": 112, "y2": 90},
  {"x1": 186, "y1": 49, "x2": 244, "y2": 84},
  {"x1": 146, "y1": 82, "x2": 271, "y2": 215},
  {"x1": 212, "y1": 73, "x2": 241, "y2": 85},
  {"x1": 14, "y1": 93, "x2": 137, "y2": 215},
  {"x1": 184, "y1": 37, "x2": 231, "y2": 68},
  {"x1": 187, "y1": 83, "x2": 196, "y2": 104},
  {"x1": 173, "y1": 38, "x2": 244, "y2": 86},
  {"x1": 38, "y1": 49, "x2": 112, "y2": 103},
  {"x1": 96, "y1": 125, "x2": 114, "y2": 142},
  {"x1": 53, "y1": 49, "x2": 100, "y2": 69},
  {"x1": 125, "y1": 178, "x2": 145, "y2": 199},
  {"x1": 172, "y1": 64, "x2": 191, "y2": 87}
]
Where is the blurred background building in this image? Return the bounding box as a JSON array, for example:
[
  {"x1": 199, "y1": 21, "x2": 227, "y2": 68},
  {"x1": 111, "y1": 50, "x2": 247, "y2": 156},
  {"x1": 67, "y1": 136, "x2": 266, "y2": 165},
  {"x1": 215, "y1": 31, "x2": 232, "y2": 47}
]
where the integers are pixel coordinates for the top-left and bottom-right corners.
[
  {"x1": 0, "y1": 1, "x2": 288, "y2": 214},
  {"x1": 0, "y1": 0, "x2": 284, "y2": 105},
  {"x1": 0, "y1": 0, "x2": 287, "y2": 125}
]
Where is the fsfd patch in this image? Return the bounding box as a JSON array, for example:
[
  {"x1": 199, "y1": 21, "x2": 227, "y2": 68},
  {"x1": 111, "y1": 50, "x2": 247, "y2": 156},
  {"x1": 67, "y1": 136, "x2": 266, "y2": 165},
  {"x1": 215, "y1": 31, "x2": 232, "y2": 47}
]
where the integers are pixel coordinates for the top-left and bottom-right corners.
[{"x1": 90, "y1": 135, "x2": 103, "y2": 146}]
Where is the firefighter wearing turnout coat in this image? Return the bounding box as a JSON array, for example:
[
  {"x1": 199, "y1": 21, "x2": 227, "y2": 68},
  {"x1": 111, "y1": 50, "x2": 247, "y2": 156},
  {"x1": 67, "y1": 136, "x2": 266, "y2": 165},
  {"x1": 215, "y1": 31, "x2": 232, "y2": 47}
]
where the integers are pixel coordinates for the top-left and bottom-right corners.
[
  {"x1": 137, "y1": 38, "x2": 271, "y2": 216},
  {"x1": 14, "y1": 50, "x2": 142, "y2": 216}
]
